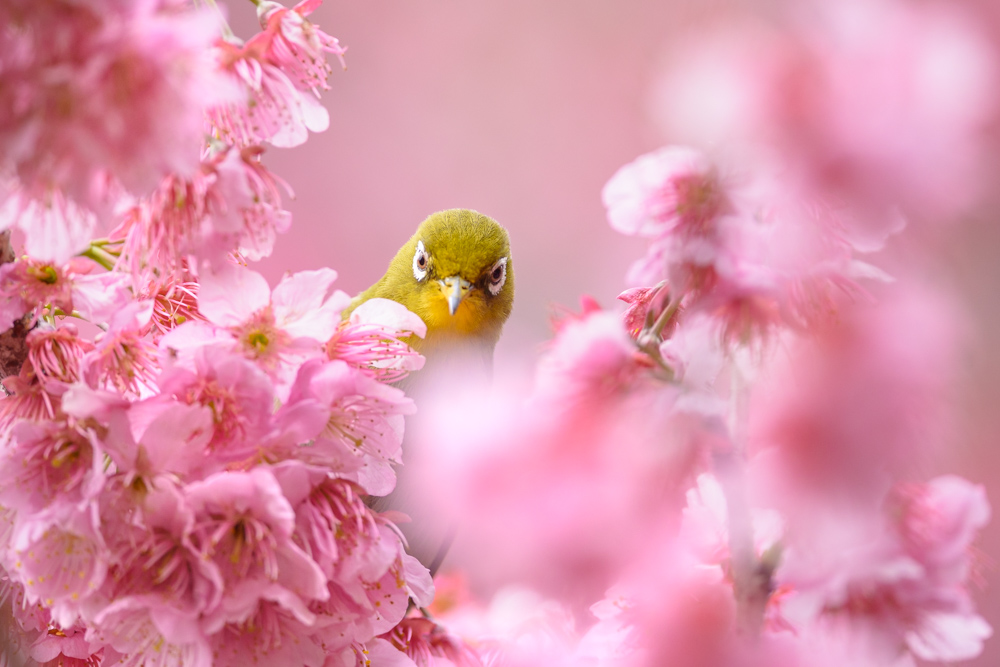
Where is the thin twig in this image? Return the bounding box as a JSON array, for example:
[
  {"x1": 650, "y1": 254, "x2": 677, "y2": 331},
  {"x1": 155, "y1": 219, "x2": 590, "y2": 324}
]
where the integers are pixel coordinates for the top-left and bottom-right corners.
[{"x1": 716, "y1": 364, "x2": 773, "y2": 637}]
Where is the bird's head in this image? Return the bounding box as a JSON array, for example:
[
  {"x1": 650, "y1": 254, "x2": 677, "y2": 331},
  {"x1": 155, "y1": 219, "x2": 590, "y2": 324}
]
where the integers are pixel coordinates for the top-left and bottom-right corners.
[{"x1": 390, "y1": 209, "x2": 513, "y2": 350}]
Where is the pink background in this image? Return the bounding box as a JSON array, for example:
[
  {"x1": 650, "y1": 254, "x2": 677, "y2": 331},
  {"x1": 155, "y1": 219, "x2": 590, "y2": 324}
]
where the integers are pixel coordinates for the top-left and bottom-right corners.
[{"x1": 226, "y1": 2, "x2": 1000, "y2": 663}]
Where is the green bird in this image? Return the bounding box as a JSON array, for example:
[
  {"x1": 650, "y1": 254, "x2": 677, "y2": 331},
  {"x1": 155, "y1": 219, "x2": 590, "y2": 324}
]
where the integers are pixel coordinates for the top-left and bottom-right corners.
[
  {"x1": 344, "y1": 208, "x2": 514, "y2": 375},
  {"x1": 347, "y1": 208, "x2": 514, "y2": 571}
]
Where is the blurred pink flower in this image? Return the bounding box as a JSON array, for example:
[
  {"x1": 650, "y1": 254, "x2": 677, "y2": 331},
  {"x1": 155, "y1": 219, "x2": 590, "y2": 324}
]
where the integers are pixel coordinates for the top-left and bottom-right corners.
[
  {"x1": 602, "y1": 146, "x2": 728, "y2": 240},
  {"x1": 749, "y1": 284, "x2": 960, "y2": 507},
  {"x1": 592, "y1": 551, "x2": 799, "y2": 667},
  {"x1": 778, "y1": 476, "x2": 991, "y2": 663},
  {"x1": 652, "y1": 0, "x2": 998, "y2": 223},
  {"x1": 0, "y1": 1, "x2": 230, "y2": 202},
  {"x1": 411, "y1": 321, "x2": 696, "y2": 604},
  {"x1": 679, "y1": 473, "x2": 783, "y2": 568},
  {"x1": 604, "y1": 147, "x2": 887, "y2": 344},
  {"x1": 0, "y1": 188, "x2": 105, "y2": 265},
  {"x1": 533, "y1": 310, "x2": 649, "y2": 409}
]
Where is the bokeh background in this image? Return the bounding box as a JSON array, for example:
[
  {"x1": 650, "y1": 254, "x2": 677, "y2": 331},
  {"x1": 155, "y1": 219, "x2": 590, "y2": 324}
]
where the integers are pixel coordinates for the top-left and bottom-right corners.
[{"x1": 225, "y1": 2, "x2": 1000, "y2": 664}]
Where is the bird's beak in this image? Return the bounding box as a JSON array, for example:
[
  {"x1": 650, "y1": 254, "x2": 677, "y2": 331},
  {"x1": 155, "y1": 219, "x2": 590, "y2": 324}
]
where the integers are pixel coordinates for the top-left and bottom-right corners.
[{"x1": 438, "y1": 276, "x2": 472, "y2": 315}]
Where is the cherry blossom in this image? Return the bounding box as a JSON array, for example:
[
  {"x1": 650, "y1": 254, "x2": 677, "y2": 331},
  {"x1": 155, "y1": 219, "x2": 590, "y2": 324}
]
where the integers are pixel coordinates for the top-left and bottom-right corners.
[
  {"x1": 0, "y1": 0, "x2": 231, "y2": 202},
  {"x1": 162, "y1": 263, "x2": 351, "y2": 395},
  {"x1": 209, "y1": 39, "x2": 330, "y2": 150},
  {"x1": 0, "y1": 0, "x2": 994, "y2": 664},
  {"x1": 256, "y1": 0, "x2": 348, "y2": 93}
]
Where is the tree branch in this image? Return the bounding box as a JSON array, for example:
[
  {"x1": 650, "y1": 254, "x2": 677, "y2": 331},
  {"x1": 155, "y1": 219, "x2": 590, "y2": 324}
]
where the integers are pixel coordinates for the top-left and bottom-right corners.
[{"x1": 0, "y1": 231, "x2": 30, "y2": 387}]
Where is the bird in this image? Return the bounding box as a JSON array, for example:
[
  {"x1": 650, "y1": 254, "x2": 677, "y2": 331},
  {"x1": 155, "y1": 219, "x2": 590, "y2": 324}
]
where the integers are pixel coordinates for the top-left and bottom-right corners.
[
  {"x1": 346, "y1": 208, "x2": 514, "y2": 571},
  {"x1": 343, "y1": 208, "x2": 514, "y2": 377}
]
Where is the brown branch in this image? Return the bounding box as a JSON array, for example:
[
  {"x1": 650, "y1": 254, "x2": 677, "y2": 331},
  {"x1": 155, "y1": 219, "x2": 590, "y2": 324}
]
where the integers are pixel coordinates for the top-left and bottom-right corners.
[{"x1": 0, "y1": 230, "x2": 30, "y2": 386}]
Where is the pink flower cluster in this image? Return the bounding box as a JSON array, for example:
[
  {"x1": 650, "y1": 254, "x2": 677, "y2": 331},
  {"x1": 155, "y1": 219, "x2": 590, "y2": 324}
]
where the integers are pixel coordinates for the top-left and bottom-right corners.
[
  {"x1": 650, "y1": 0, "x2": 997, "y2": 226},
  {"x1": 0, "y1": 260, "x2": 434, "y2": 667},
  {"x1": 0, "y1": 2, "x2": 446, "y2": 666},
  {"x1": 393, "y1": 145, "x2": 991, "y2": 664},
  {"x1": 0, "y1": 0, "x2": 995, "y2": 665}
]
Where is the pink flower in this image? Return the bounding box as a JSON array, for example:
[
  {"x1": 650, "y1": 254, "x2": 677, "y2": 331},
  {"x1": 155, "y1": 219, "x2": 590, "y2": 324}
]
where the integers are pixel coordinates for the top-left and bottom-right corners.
[
  {"x1": 144, "y1": 275, "x2": 205, "y2": 340},
  {"x1": 618, "y1": 285, "x2": 667, "y2": 338},
  {"x1": 0, "y1": 418, "x2": 105, "y2": 517},
  {"x1": 777, "y1": 476, "x2": 991, "y2": 663},
  {"x1": 651, "y1": 0, "x2": 997, "y2": 223},
  {"x1": 209, "y1": 39, "x2": 330, "y2": 149},
  {"x1": 749, "y1": 284, "x2": 960, "y2": 506},
  {"x1": 0, "y1": 188, "x2": 104, "y2": 266},
  {"x1": 325, "y1": 298, "x2": 427, "y2": 384},
  {"x1": 256, "y1": 0, "x2": 347, "y2": 93},
  {"x1": 379, "y1": 616, "x2": 483, "y2": 667},
  {"x1": 209, "y1": 596, "x2": 325, "y2": 667},
  {"x1": 10, "y1": 502, "x2": 107, "y2": 628},
  {"x1": 118, "y1": 146, "x2": 291, "y2": 280},
  {"x1": 24, "y1": 324, "x2": 94, "y2": 389},
  {"x1": 89, "y1": 481, "x2": 219, "y2": 667},
  {"x1": 157, "y1": 346, "x2": 276, "y2": 463},
  {"x1": 117, "y1": 173, "x2": 216, "y2": 281},
  {"x1": 82, "y1": 300, "x2": 159, "y2": 397},
  {"x1": 272, "y1": 462, "x2": 400, "y2": 583},
  {"x1": 184, "y1": 468, "x2": 328, "y2": 631},
  {"x1": 0, "y1": 371, "x2": 62, "y2": 431},
  {"x1": 0, "y1": 257, "x2": 130, "y2": 332},
  {"x1": 164, "y1": 263, "x2": 350, "y2": 396},
  {"x1": 0, "y1": 1, "x2": 230, "y2": 202},
  {"x1": 220, "y1": 146, "x2": 293, "y2": 262},
  {"x1": 28, "y1": 624, "x2": 104, "y2": 667},
  {"x1": 281, "y1": 359, "x2": 415, "y2": 495},
  {"x1": 602, "y1": 146, "x2": 729, "y2": 240}
]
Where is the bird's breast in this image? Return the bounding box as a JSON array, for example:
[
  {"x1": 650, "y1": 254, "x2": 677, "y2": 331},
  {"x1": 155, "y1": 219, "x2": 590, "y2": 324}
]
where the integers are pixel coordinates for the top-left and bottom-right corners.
[{"x1": 417, "y1": 288, "x2": 486, "y2": 336}]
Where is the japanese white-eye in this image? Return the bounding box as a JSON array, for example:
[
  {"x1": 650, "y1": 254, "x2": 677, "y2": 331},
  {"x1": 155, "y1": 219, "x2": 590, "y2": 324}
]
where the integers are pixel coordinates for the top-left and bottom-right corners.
[{"x1": 345, "y1": 208, "x2": 514, "y2": 372}]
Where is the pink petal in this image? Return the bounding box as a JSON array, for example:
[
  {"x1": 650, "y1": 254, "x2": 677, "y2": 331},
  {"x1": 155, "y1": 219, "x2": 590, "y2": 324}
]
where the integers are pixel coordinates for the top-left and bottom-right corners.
[{"x1": 198, "y1": 263, "x2": 271, "y2": 327}]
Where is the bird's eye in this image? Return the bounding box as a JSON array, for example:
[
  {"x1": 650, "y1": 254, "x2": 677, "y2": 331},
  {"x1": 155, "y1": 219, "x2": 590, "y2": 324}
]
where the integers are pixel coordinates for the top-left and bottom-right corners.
[
  {"x1": 413, "y1": 240, "x2": 429, "y2": 281},
  {"x1": 487, "y1": 257, "x2": 508, "y2": 296}
]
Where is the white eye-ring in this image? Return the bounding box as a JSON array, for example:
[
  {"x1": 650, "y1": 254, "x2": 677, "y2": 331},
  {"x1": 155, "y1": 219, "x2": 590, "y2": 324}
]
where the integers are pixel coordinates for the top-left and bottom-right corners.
[
  {"x1": 487, "y1": 256, "x2": 508, "y2": 296},
  {"x1": 413, "y1": 240, "x2": 429, "y2": 281}
]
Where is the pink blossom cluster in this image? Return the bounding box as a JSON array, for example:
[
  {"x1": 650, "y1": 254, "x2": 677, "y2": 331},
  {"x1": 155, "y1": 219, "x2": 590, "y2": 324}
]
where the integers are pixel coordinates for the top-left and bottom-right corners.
[
  {"x1": 0, "y1": 0, "x2": 994, "y2": 665},
  {"x1": 0, "y1": 2, "x2": 443, "y2": 666},
  {"x1": 650, "y1": 0, "x2": 998, "y2": 227},
  {"x1": 392, "y1": 141, "x2": 992, "y2": 665}
]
